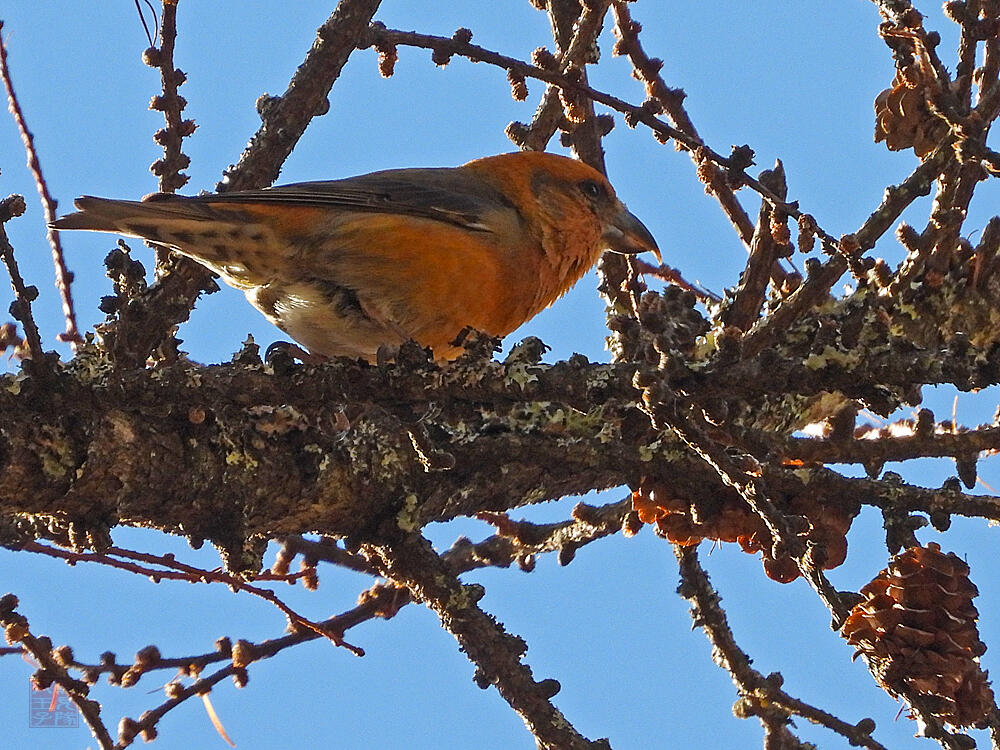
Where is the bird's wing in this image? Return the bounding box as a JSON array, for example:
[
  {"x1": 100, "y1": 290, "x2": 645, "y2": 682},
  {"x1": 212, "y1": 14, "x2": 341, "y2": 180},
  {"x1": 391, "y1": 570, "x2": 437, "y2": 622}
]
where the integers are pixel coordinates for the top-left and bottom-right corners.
[{"x1": 197, "y1": 167, "x2": 518, "y2": 232}]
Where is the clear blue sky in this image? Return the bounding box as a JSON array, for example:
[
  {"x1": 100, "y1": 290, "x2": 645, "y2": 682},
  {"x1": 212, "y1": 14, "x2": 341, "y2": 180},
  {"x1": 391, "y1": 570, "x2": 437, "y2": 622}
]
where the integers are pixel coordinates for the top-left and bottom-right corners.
[{"x1": 1, "y1": 2, "x2": 998, "y2": 748}]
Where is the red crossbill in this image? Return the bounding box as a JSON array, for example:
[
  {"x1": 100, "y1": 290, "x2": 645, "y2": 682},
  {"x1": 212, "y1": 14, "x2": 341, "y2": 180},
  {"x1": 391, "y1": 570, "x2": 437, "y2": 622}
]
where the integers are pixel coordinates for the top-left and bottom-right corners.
[{"x1": 51, "y1": 151, "x2": 659, "y2": 361}]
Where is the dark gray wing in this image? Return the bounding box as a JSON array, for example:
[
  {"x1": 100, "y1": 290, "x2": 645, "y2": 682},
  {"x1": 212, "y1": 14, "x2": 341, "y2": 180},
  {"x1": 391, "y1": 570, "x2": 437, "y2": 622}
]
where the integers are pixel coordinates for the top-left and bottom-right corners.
[{"x1": 189, "y1": 167, "x2": 518, "y2": 232}]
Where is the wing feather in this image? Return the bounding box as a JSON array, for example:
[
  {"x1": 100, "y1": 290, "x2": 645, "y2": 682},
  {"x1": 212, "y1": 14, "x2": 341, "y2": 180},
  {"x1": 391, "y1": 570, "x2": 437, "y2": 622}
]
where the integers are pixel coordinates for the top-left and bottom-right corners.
[{"x1": 199, "y1": 167, "x2": 517, "y2": 232}]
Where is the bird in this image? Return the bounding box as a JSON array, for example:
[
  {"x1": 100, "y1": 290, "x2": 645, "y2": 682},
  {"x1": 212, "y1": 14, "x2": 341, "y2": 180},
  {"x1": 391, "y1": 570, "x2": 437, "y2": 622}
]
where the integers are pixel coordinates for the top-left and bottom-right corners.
[{"x1": 51, "y1": 151, "x2": 659, "y2": 362}]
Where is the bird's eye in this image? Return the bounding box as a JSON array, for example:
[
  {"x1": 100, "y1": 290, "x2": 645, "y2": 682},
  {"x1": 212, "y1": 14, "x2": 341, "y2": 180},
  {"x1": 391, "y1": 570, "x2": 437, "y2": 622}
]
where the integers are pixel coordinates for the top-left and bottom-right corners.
[{"x1": 579, "y1": 180, "x2": 605, "y2": 199}]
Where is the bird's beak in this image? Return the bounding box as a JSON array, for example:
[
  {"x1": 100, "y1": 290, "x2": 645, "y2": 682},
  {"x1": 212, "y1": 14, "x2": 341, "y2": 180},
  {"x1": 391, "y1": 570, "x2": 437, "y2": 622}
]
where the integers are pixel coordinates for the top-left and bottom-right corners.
[{"x1": 602, "y1": 202, "x2": 661, "y2": 263}]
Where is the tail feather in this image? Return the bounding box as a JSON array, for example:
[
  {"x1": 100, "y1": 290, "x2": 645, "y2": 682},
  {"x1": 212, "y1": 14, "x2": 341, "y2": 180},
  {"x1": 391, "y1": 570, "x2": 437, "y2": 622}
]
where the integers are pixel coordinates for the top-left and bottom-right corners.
[
  {"x1": 49, "y1": 195, "x2": 220, "y2": 237},
  {"x1": 50, "y1": 196, "x2": 139, "y2": 233},
  {"x1": 49, "y1": 194, "x2": 279, "y2": 286}
]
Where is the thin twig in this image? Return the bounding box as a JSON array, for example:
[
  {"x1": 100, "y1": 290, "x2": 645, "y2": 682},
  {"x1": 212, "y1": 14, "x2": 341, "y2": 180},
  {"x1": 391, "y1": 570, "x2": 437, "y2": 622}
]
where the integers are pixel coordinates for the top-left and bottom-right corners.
[
  {"x1": 0, "y1": 595, "x2": 115, "y2": 749},
  {"x1": 132, "y1": 0, "x2": 158, "y2": 47},
  {"x1": 0, "y1": 22, "x2": 82, "y2": 350},
  {"x1": 114, "y1": 591, "x2": 388, "y2": 748},
  {"x1": 770, "y1": 463, "x2": 1000, "y2": 525},
  {"x1": 610, "y1": 0, "x2": 782, "y2": 281},
  {"x1": 145, "y1": 0, "x2": 194, "y2": 272},
  {"x1": 218, "y1": 0, "x2": 383, "y2": 192},
  {"x1": 530, "y1": 0, "x2": 648, "y2": 364},
  {"x1": 59, "y1": 500, "x2": 633, "y2": 746},
  {"x1": 17, "y1": 541, "x2": 361, "y2": 655},
  {"x1": 977, "y1": 2, "x2": 1000, "y2": 113},
  {"x1": 277, "y1": 535, "x2": 375, "y2": 575},
  {"x1": 954, "y1": 0, "x2": 983, "y2": 108},
  {"x1": 32, "y1": 496, "x2": 631, "y2": 686},
  {"x1": 101, "y1": 0, "x2": 384, "y2": 368},
  {"x1": 675, "y1": 546, "x2": 889, "y2": 750},
  {"x1": 784, "y1": 425, "x2": 1000, "y2": 467},
  {"x1": 19, "y1": 540, "x2": 310, "y2": 584},
  {"x1": 361, "y1": 531, "x2": 608, "y2": 750},
  {"x1": 542, "y1": 0, "x2": 611, "y2": 171},
  {"x1": 740, "y1": 143, "x2": 952, "y2": 359},
  {"x1": 147, "y1": 0, "x2": 191, "y2": 194},
  {"x1": 516, "y1": 0, "x2": 611, "y2": 153},
  {"x1": 724, "y1": 162, "x2": 788, "y2": 331},
  {"x1": 0, "y1": 195, "x2": 45, "y2": 363},
  {"x1": 366, "y1": 25, "x2": 808, "y2": 222},
  {"x1": 655, "y1": 400, "x2": 851, "y2": 624}
]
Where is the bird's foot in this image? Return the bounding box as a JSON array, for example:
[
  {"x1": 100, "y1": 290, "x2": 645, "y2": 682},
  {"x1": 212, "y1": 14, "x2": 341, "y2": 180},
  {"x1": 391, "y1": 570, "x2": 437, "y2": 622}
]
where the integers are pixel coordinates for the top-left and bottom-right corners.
[{"x1": 265, "y1": 340, "x2": 327, "y2": 365}]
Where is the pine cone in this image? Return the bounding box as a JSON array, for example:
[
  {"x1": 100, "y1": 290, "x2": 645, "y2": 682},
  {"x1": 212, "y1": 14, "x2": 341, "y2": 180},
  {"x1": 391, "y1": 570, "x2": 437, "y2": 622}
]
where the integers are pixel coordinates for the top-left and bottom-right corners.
[
  {"x1": 632, "y1": 479, "x2": 855, "y2": 583},
  {"x1": 874, "y1": 68, "x2": 948, "y2": 158},
  {"x1": 842, "y1": 543, "x2": 993, "y2": 728}
]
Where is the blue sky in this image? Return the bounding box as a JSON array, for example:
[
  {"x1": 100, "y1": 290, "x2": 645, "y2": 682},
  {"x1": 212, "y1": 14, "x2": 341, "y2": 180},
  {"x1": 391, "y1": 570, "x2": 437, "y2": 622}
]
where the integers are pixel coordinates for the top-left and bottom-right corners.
[{"x1": 1, "y1": 2, "x2": 998, "y2": 749}]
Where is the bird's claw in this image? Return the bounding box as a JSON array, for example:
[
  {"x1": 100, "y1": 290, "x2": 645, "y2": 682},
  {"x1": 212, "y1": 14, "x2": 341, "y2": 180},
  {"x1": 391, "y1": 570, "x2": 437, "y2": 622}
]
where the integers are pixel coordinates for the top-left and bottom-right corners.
[{"x1": 265, "y1": 340, "x2": 326, "y2": 365}]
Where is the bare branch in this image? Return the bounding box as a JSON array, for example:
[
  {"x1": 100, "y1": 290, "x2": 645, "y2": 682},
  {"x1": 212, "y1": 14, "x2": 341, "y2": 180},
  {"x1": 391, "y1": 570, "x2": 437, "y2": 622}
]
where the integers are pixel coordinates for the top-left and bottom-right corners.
[
  {"x1": 0, "y1": 594, "x2": 115, "y2": 749},
  {"x1": 514, "y1": 0, "x2": 611, "y2": 155},
  {"x1": 365, "y1": 25, "x2": 801, "y2": 219},
  {"x1": 675, "y1": 546, "x2": 888, "y2": 750},
  {"x1": 740, "y1": 144, "x2": 951, "y2": 359},
  {"x1": 658, "y1": 404, "x2": 852, "y2": 624},
  {"x1": 218, "y1": 0, "x2": 383, "y2": 192},
  {"x1": 361, "y1": 531, "x2": 610, "y2": 750},
  {"x1": 146, "y1": 1, "x2": 192, "y2": 196},
  {"x1": 0, "y1": 195, "x2": 45, "y2": 365},
  {"x1": 0, "y1": 22, "x2": 82, "y2": 350},
  {"x1": 102, "y1": 0, "x2": 383, "y2": 368},
  {"x1": 724, "y1": 163, "x2": 788, "y2": 331},
  {"x1": 784, "y1": 424, "x2": 1000, "y2": 471},
  {"x1": 610, "y1": 0, "x2": 769, "y2": 266},
  {"x1": 142, "y1": 0, "x2": 194, "y2": 275}
]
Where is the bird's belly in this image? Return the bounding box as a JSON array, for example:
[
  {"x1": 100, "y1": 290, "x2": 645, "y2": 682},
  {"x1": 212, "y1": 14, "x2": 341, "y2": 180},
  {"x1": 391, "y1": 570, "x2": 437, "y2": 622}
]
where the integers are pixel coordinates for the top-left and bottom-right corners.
[
  {"x1": 245, "y1": 268, "x2": 522, "y2": 362},
  {"x1": 245, "y1": 282, "x2": 395, "y2": 361},
  {"x1": 241, "y1": 215, "x2": 552, "y2": 361}
]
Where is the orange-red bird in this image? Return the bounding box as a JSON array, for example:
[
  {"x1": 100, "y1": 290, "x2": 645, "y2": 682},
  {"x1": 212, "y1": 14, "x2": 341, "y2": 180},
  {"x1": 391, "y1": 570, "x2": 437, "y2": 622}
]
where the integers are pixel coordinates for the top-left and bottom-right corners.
[{"x1": 51, "y1": 151, "x2": 659, "y2": 361}]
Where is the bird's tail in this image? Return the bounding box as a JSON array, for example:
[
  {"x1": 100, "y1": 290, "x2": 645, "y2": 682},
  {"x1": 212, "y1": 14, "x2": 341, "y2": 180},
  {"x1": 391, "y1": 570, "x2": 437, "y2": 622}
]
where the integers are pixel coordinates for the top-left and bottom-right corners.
[
  {"x1": 50, "y1": 195, "x2": 282, "y2": 287},
  {"x1": 49, "y1": 195, "x2": 219, "y2": 242}
]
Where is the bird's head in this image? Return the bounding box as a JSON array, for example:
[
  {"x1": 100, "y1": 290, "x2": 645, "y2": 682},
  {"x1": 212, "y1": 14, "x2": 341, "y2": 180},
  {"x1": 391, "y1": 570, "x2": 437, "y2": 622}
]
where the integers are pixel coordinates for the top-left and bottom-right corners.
[{"x1": 464, "y1": 151, "x2": 660, "y2": 267}]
